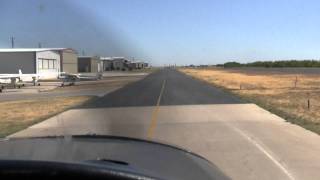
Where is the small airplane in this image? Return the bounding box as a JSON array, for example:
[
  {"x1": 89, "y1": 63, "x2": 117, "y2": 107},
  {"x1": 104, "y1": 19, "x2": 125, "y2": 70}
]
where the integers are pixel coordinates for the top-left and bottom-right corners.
[
  {"x1": 0, "y1": 70, "x2": 41, "y2": 92},
  {"x1": 58, "y1": 72, "x2": 79, "y2": 86},
  {"x1": 0, "y1": 70, "x2": 103, "y2": 91},
  {"x1": 58, "y1": 72, "x2": 103, "y2": 87}
]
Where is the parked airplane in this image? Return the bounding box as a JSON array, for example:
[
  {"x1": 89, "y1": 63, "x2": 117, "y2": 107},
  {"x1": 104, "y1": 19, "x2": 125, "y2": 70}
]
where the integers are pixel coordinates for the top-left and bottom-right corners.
[
  {"x1": 58, "y1": 72, "x2": 79, "y2": 86},
  {"x1": 0, "y1": 70, "x2": 103, "y2": 92},
  {"x1": 0, "y1": 70, "x2": 41, "y2": 92},
  {"x1": 58, "y1": 72, "x2": 103, "y2": 86}
]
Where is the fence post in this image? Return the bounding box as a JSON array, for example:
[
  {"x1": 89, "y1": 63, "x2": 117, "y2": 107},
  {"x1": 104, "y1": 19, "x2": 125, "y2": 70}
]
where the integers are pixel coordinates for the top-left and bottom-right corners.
[
  {"x1": 308, "y1": 99, "x2": 310, "y2": 110},
  {"x1": 294, "y1": 76, "x2": 298, "y2": 88}
]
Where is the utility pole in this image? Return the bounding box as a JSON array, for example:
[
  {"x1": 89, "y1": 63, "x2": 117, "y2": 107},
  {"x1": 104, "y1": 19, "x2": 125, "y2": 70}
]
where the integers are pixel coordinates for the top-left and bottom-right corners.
[{"x1": 10, "y1": 36, "x2": 15, "y2": 48}]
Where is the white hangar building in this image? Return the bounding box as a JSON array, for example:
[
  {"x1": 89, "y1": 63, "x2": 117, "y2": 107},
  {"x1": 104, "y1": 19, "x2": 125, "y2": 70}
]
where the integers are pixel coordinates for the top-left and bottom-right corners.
[{"x1": 0, "y1": 48, "x2": 78, "y2": 79}]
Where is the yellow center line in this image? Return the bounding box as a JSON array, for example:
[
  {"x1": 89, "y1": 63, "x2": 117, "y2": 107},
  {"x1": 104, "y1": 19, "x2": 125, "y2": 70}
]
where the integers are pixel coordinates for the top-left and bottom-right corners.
[{"x1": 147, "y1": 79, "x2": 166, "y2": 139}]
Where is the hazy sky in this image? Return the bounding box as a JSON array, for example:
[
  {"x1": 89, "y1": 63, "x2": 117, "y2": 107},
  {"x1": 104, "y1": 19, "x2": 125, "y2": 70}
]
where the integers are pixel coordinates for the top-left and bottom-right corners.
[{"x1": 1, "y1": 0, "x2": 320, "y2": 65}]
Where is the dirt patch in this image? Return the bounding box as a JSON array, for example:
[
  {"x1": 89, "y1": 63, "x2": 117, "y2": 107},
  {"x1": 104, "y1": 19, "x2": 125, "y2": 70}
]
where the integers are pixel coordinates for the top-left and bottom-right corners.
[
  {"x1": 180, "y1": 68, "x2": 320, "y2": 134},
  {"x1": 0, "y1": 96, "x2": 93, "y2": 137}
]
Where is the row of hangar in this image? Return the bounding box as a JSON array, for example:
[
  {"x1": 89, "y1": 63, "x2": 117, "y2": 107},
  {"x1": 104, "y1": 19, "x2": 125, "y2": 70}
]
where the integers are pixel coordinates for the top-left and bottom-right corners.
[{"x1": 0, "y1": 48, "x2": 148, "y2": 79}]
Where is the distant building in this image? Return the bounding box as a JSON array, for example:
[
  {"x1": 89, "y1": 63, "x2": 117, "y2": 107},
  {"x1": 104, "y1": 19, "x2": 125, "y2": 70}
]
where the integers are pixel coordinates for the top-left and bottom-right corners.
[
  {"x1": 112, "y1": 57, "x2": 130, "y2": 71},
  {"x1": 0, "y1": 48, "x2": 77, "y2": 79},
  {"x1": 78, "y1": 56, "x2": 102, "y2": 73},
  {"x1": 129, "y1": 62, "x2": 139, "y2": 69},
  {"x1": 100, "y1": 57, "x2": 113, "y2": 71},
  {"x1": 130, "y1": 61, "x2": 146, "y2": 69},
  {"x1": 100, "y1": 57, "x2": 148, "y2": 71}
]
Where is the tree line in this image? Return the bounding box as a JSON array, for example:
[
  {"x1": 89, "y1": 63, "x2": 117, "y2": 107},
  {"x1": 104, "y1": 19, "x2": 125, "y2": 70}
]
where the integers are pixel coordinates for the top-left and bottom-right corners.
[{"x1": 217, "y1": 60, "x2": 320, "y2": 68}]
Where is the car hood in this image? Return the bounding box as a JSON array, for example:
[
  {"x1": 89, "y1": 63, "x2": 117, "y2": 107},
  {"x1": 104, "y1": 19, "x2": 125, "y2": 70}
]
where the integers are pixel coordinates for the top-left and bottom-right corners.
[{"x1": 0, "y1": 135, "x2": 230, "y2": 180}]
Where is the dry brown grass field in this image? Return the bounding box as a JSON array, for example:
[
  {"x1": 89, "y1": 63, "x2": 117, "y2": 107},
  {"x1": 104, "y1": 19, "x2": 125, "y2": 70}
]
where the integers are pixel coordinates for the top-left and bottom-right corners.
[
  {"x1": 0, "y1": 96, "x2": 93, "y2": 137},
  {"x1": 180, "y1": 67, "x2": 320, "y2": 134}
]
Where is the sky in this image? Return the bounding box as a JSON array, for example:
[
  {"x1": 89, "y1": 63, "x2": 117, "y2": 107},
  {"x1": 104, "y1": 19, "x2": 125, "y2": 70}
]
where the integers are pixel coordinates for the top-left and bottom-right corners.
[{"x1": 1, "y1": 0, "x2": 320, "y2": 65}]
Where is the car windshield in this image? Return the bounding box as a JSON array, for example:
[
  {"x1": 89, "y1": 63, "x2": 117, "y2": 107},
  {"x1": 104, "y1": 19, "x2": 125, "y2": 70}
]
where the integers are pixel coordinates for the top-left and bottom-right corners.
[{"x1": 1, "y1": 0, "x2": 320, "y2": 179}]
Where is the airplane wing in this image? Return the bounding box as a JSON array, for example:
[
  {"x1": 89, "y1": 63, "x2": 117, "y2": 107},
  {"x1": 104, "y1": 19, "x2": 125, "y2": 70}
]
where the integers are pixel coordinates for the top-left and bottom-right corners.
[
  {"x1": 58, "y1": 72, "x2": 79, "y2": 79},
  {"x1": 0, "y1": 69, "x2": 39, "y2": 80},
  {"x1": 77, "y1": 73, "x2": 102, "y2": 80},
  {"x1": 0, "y1": 75, "x2": 20, "y2": 79},
  {"x1": 0, "y1": 70, "x2": 41, "y2": 87}
]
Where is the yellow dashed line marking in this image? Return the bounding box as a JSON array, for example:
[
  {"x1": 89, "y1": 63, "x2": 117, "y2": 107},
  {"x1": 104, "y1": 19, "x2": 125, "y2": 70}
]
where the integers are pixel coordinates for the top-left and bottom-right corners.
[{"x1": 147, "y1": 79, "x2": 166, "y2": 139}]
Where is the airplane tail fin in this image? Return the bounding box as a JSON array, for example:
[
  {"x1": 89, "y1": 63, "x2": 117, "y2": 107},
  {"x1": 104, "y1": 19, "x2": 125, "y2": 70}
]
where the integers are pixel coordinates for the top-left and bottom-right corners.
[{"x1": 18, "y1": 69, "x2": 23, "y2": 80}]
